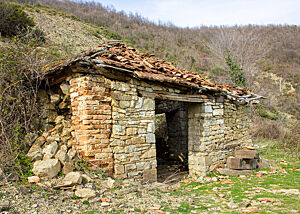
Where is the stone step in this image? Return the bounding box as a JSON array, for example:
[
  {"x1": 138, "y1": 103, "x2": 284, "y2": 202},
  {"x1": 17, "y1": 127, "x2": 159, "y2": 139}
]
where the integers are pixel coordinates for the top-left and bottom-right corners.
[
  {"x1": 226, "y1": 157, "x2": 259, "y2": 170},
  {"x1": 235, "y1": 150, "x2": 259, "y2": 159}
]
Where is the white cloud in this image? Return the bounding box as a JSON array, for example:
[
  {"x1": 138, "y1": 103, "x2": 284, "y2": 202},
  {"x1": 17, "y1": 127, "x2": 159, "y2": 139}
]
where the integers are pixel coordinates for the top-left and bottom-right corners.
[{"x1": 92, "y1": 0, "x2": 300, "y2": 27}]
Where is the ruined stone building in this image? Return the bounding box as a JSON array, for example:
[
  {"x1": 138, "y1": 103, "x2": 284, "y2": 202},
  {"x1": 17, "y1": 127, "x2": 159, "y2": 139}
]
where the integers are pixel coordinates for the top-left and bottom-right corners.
[{"x1": 37, "y1": 42, "x2": 262, "y2": 182}]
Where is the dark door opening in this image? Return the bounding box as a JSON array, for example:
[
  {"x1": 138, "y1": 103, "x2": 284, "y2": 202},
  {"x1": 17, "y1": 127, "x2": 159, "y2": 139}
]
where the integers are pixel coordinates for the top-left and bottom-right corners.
[{"x1": 155, "y1": 99, "x2": 189, "y2": 182}]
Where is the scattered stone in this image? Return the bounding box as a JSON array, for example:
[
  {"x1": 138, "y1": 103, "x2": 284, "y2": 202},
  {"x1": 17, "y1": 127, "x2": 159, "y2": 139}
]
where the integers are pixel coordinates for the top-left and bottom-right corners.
[
  {"x1": 82, "y1": 174, "x2": 92, "y2": 183},
  {"x1": 75, "y1": 188, "x2": 96, "y2": 198},
  {"x1": 62, "y1": 172, "x2": 82, "y2": 185},
  {"x1": 62, "y1": 162, "x2": 73, "y2": 175},
  {"x1": 32, "y1": 159, "x2": 61, "y2": 178},
  {"x1": 101, "y1": 202, "x2": 110, "y2": 207},
  {"x1": 32, "y1": 204, "x2": 38, "y2": 208},
  {"x1": 85, "y1": 183, "x2": 96, "y2": 190},
  {"x1": 43, "y1": 141, "x2": 58, "y2": 159},
  {"x1": 60, "y1": 83, "x2": 70, "y2": 95},
  {"x1": 28, "y1": 176, "x2": 40, "y2": 183},
  {"x1": 217, "y1": 168, "x2": 252, "y2": 176},
  {"x1": 34, "y1": 136, "x2": 46, "y2": 146},
  {"x1": 0, "y1": 201, "x2": 10, "y2": 211},
  {"x1": 211, "y1": 177, "x2": 218, "y2": 182},
  {"x1": 104, "y1": 177, "x2": 116, "y2": 188}
]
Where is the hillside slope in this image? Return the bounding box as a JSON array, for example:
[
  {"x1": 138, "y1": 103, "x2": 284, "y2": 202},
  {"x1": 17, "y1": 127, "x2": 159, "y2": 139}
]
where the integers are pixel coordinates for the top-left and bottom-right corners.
[{"x1": 3, "y1": 0, "x2": 300, "y2": 150}]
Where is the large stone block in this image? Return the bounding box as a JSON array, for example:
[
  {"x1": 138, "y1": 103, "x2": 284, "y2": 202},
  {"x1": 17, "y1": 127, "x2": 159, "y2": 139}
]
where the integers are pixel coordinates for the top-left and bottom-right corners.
[
  {"x1": 226, "y1": 157, "x2": 242, "y2": 169},
  {"x1": 235, "y1": 150, "x2": 259, "y2": 159}
]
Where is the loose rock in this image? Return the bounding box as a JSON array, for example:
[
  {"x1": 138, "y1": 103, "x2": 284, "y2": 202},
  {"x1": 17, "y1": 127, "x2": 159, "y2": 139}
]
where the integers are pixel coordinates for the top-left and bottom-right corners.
[
  {"x1": 0, "y1": 201, "x2": 10, "y2": 211},
  {"x1": 32, "y1": 159, "x2": 61, "y2": 178},
  {"x1": 28, "y1": 176, "x2": 40, "y2": 183},
  {"x1": 62, "y1": 172, "x2": 82, "y2": 185},
  {"x1": 75, "y1": 188, "x2": 96, "y2": 198}
]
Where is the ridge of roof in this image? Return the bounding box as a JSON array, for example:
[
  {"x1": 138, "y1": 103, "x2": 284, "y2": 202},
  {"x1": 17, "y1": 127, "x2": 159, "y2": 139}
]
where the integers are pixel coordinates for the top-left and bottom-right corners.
[{"x1": 44, "y1": 42, "x2": 263, "y2": 103}]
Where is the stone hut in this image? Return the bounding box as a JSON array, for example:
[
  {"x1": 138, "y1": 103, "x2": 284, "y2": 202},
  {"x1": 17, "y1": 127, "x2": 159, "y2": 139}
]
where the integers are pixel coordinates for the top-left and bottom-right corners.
[{"x1": 37, "y1": 42, "x2": 262, "y2": 182}]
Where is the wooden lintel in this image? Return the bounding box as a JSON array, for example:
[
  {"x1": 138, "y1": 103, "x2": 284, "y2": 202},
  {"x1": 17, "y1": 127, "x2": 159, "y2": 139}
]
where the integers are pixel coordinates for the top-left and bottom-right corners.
[{"x1": 139, "y1": 91, "x2": 205, "y2": 103}]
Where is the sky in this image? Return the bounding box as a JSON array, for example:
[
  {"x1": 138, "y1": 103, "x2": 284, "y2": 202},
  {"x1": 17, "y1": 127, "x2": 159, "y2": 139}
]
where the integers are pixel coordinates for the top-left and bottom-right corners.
[{"x1": 81, "y1": 0, "x2": 300, "y2": 27}]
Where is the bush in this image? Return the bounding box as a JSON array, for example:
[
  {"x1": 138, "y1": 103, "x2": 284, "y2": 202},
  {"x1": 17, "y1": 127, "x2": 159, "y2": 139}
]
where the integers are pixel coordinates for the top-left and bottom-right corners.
[
  {"x1": 0, "y1": 34, "x2": 59, "y2": 176},
  {"x1": 0, "y1": 0, "x2": 35, "y2": 37}
]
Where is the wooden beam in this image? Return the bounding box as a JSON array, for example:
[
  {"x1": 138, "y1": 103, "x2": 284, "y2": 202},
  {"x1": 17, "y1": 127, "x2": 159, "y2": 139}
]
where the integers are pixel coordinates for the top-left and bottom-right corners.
[{"x1": 139, "y1": 91, "x2": 205, "y2": 103}]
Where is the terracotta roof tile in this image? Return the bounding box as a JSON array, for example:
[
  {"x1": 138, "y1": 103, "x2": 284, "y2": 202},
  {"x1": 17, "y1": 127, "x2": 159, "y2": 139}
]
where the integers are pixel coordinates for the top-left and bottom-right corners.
[{"x1": 45, "y1": 42, "x2": 263, "y2": 103}]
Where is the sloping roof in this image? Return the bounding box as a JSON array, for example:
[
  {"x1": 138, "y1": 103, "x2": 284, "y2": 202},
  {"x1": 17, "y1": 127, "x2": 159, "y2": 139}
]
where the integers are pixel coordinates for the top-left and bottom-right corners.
[{"x1": 45, "y1": 42, "x2": 262, "y2": 103}]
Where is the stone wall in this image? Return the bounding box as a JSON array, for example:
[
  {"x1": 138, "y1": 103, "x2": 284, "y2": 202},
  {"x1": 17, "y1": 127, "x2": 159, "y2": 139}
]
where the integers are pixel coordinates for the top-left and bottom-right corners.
[
  {"x1": 188, "y1": 96, "x2": 251, "y2": 176},
  {"x1": 34, "y1": 71, "x2": 253, "y2": 181}
]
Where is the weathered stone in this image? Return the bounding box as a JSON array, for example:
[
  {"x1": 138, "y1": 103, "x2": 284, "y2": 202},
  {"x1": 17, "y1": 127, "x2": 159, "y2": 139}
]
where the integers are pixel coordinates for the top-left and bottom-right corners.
[
  {"x1": 50, "y1": 94, "x2": 60, "y2": 105},
  {"x1": 60, "y1": 83, "x2": 70, "y2": 95},
  {"x1": 55, "y1": 149, "x2": 69, "y2": 165},
  {"x1": 34, "y1": 136, "x2": 46, "y2": 146},
  {"x1": 55, "y1": 116, "x2": 65, "y2": 124},
  {"x1": 43, "y1": 141, "x2": 58, "y2": 159},
  {"x1": 67, "y1": 148, "x2": 77, "y2": 160},
  {"x1": 217, "y1": 168, "x2": 252, "y2": 176},
  {"x1": 227, "y1": 157, "x2": 242, "y2": 169},
  {"x1": 62, "y1": 162, "x2": 73, "y2": 175},
  {"x1": 75, "y1": 188, "x2": 96, "y2": 198},
  {"x1": 28, "y1": 176, "x2": 40, "y2": 183},
  {"x1": 104, "y1": 177, "x2": 116, "y2": 188},
  {"x1": 146, "y1": 133, "x2": 155, "y2": 143},
  {"x1": 82, "y1": 174, "x2": 92, "y2": 183},
  {"x1": 62, "y1": 172, "x2": 82, "y2": 185},
  {"x1": 32, "y1": 159, "x2": 61, "y2": 178},
  {"x1": 26, "y1": 144, "x2": 43, "y2": 161},
  {"x1": 235, "y1": 150, "x2": 259, "y2": 159}
]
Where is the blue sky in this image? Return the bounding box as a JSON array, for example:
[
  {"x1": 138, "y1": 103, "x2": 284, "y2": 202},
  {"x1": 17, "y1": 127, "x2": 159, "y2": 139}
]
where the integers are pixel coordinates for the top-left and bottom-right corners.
[{"x1": 81, "y1": 0, "x2": 300, "y2": 27}]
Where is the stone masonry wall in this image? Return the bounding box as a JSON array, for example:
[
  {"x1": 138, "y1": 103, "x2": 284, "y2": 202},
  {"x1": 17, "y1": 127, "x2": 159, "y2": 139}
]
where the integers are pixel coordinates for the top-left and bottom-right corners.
[
  {"x1": 69, "y1": 75, "x2": 113, "y2": 174},
  {"x1": 188, "y1": 96, "x2": 251, "y2": 176}
]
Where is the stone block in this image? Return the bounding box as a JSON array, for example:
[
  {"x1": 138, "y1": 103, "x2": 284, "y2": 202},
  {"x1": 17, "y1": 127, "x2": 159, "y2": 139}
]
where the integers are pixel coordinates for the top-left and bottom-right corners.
[
  {"x1": 143, "y1": 169, "x2": 157, "y2": 183},
  {"x1": 146, "y1": 133, "x2": 155, "y2": 143},
  {"x1": 235, "y1": 150, "x2": 259, "y2": 159},
  {"x1": 201, "y1": 105, "x2": 212, "y2": 113},
  {"x1": 32, "y1": 159, "x2": 61, "y2": 178},
  {"x1": 226, "y1": 157, "x2": 242, "y2": 169}
]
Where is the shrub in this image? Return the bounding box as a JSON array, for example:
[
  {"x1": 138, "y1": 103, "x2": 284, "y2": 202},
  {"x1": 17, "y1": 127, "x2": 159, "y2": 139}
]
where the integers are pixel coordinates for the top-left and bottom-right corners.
[
  {"x1": 0, "y1": 34, "x2": 59, "y2": 176},
  {"x1": 0, "y1": 0, "x2": 35, "y2": 37}
]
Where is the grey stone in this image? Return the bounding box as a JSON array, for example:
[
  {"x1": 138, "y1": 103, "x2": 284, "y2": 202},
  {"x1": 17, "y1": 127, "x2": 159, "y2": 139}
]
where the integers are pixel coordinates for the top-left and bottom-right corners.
[
  {"x1": 82, "y1": 174, "x2": 92, "y2": 183},
  {"x1": 32, "y1": 159, "x2": 61, "y2": 178},
  {"x1": 75, "y1": 188, "x2": 96, "y2": 198},
  {"x1": 43, "y1": 141, "x2": 58, "y2": 159},
  {"x1": 146, "y1": 133, "x2": 155, "y2": 143},
  {"x1": 62, "y1": 172, "x2": 82, "y2": 185}
]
